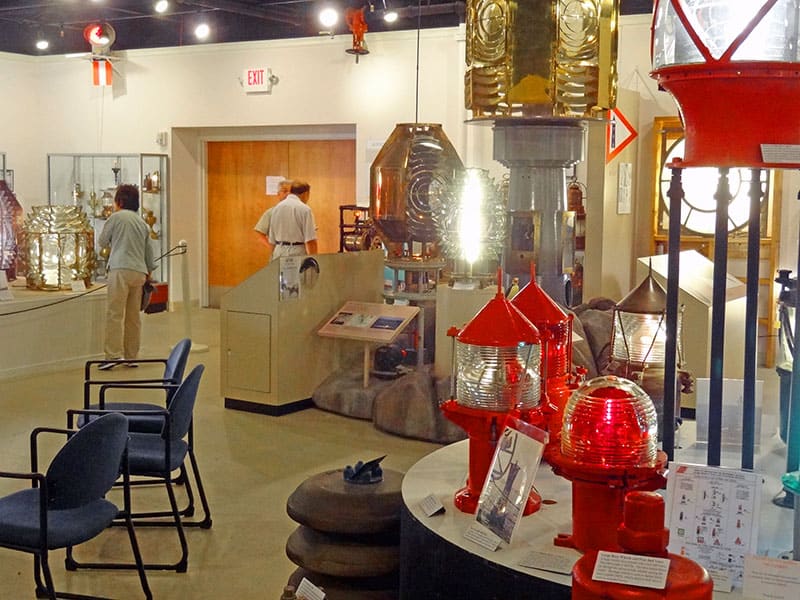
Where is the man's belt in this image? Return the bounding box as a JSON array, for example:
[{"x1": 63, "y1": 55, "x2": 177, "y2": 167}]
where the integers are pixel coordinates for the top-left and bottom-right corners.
[{"x1": 276, "y1": 241, "x2": 304, "y2": 246}]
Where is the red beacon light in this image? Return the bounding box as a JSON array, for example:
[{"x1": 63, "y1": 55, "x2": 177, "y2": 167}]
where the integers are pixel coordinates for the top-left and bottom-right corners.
[
  {"x1": 651, "y1": 0, "x2": 800, "y2": 168},
  {"x1": 511, "y1": 264, "x2": 582, "y2": 453},
  {"x1": 441, "y1": 271, "x2": 543, "y2": 514},
  {"x1": 549, "y1": 375, "x2": 667, "y2": 552}
]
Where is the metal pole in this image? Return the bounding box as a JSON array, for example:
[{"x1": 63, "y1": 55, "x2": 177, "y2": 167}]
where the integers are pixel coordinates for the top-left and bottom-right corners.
[
  {"x1": 708, "y1": 168, "x2": 731, "y2": 467},
  {"x1": 742, "y1": 169, "x2": 763, "y2": 470},
  {"x1": 662, "y1": 166, "x2": 683, "y2": 461}
]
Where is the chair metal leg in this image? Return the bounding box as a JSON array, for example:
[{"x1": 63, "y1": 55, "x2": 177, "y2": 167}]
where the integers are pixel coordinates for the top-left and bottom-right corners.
[
  {"x1": 186, "y1": 449, "x2": 212, "y2": 529},
  {"x1": 34, "y1": 553, "x2": 57, "y2": 600},
  {"x1": 123, "y1": 513, "x2": 153, "y2": 599}
]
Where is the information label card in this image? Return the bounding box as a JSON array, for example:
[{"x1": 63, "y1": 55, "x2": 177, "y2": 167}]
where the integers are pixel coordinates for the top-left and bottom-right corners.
[{"x1": 592, "y1": 551, "x2": 670, "y2": 590}]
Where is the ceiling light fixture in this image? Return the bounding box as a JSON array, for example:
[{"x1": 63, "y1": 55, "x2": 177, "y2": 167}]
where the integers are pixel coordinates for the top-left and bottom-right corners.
[
  {"x1": 154, "y1": 0, "x2": 169, "y2": 14},
  {"x1": 194, "y1": 22, "x2": 210, "y2": 40},
  {"x1": 382, "y1": 0, "x2": 398, "y2": 23},
  {"x1": 319, "y1": 6, "x2": 339, "y2": 29},
  {"x1": 35, "y1": 31, "x2": 49, "y2": 51}
]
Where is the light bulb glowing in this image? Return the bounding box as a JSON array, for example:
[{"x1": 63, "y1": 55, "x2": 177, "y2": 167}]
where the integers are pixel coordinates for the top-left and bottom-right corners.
[
  {"x1": 36, "y1": 39, "x2": 49, "y2": 50},
  {"x1": 384, "y1": 10, "x2": 398, "y2": 23},
  {"x1": 319, "y1": 7, "x2": 339, "y2": 29},
  {"x1": 458, "y1": 169, "x2": 484, "y2": 265},
  {"x1": 194, "y1": 22, "x2": 210, "y2": 40},
  {"x1": 154, "y1": 0, "x2": 169, "y2": 13}
]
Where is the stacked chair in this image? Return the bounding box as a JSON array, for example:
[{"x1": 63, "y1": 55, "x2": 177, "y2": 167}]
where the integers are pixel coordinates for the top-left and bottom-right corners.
[
  {"x1": 0, "y1": 338, "x2": 214, "y2": 598},
  {"x1": 69, "y1": 362, "x2": 212, "y2": 574}
]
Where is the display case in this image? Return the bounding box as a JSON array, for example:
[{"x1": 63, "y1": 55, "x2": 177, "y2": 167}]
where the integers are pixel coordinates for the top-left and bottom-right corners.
[{"x1": 47, "y1": 153, "x2": 168, "y2": 282}]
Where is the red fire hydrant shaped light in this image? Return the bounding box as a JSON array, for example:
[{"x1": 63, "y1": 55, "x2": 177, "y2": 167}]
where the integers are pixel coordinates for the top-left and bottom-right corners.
[
  {"x1": 441, "y1": 274, "x2": 543, "y2": 514},
  {"x1": 573, "y1": 491, "x2": 713, "y2": 599},
  {"x1": 549, "y1": 376, "x2": 667, "y2": 553},
  {"x1": 651, "y1": 0, "x2": 800, "y2": 168},
  {"x1": 511, "y1": 265, "x2": 582, "y2": 454}
]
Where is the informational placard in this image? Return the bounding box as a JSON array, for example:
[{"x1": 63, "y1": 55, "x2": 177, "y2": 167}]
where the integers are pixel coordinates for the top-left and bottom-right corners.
[
  {"x1": 475, "y1": 418, "x2": 548, "y2": 544},
  {"x1": 665, "y1": 462, "x2": 762, "y2": 588},
  {"x1": 743, "y1": 555, "x2": 800, "y2": 600},
  {"x1": 318, "y1": 301, "x2": 419, "y2": 344},
  {"x1": 279, "y1": 256, "x2": 301, "y2": 301},
  {"x1": 592, "y1": 551, "x2": 670, "y2": 590},
  {"x1": 265, "y1": 175, "x2": 285, "y2": 195}
]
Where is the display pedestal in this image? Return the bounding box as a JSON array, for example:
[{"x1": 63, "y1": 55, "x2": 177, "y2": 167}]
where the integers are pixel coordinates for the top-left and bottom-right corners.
[{"x1": 0, "y1": 283, "x2": 106, "y2": 379}]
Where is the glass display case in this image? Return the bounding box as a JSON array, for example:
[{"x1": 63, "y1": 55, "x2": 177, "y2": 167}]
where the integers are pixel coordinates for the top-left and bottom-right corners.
[{"x1": 47, "y1": 153, "x2": 168, "y2": 282}]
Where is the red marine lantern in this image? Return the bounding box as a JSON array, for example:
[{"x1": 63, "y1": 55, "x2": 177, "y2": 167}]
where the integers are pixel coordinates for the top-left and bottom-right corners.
[
  {"x1": 572, "y1": 491, "x2": 713, "y2": 599},
  {"x1": 441, "y1": 271, "x2": 543, "y2": 514},
  {"x1": 651, "y1": 0, "x2": 800, "y2": 168},
  {"x1": 510, "y1": 264, "x2": 583, "y2": 453},
  {"x1": 549, "y1": 376, "x2": 667, "y2": 553}
]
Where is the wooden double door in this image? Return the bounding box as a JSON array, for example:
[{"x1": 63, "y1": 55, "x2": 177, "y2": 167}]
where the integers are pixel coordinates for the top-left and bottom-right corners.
[{"x1": 207, "y1": 139, "x2": 356, "y2": 304}]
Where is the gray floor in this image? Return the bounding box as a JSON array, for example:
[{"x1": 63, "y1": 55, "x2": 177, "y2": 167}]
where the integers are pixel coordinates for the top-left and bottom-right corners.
[{"x1": 0, "y1": 307, "x2": 794, "y2": 598}]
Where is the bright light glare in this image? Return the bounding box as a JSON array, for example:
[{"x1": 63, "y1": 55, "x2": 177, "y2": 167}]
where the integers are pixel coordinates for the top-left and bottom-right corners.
[
  {"x1": 458, "y1": 170, "x2": 484, "y2": 265},
  {"x1": 384, "y1": 10, "x2": 398, "y2": 23},
  {"x1": 36, "y1": 39, "x2": 49, "y2": 50},
  {"x1": 319, "y1": 7, "x2": 339, "y2": 29},
  {"x1": 195, "y1": 23, "x2": 210, "y2": 40},
  {"x1": 154, "y1": 0, "x2": 169, "y2": 13}
]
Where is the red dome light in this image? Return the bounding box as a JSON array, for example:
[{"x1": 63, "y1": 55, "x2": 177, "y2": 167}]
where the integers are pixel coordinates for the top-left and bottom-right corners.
[{"x1": 561, "y1": 376, "x2": 658, "y2": 468}]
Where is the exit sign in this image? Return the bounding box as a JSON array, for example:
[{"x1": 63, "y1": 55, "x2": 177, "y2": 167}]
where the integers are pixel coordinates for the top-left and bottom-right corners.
[{"x1": 242, "y1": 67, "x2": 276, "y2": 94}]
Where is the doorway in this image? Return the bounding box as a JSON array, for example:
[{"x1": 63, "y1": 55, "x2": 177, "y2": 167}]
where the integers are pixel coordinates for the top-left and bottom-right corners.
[{"x1": 205, "y1": 136, "x2": 356, "y2": 306}]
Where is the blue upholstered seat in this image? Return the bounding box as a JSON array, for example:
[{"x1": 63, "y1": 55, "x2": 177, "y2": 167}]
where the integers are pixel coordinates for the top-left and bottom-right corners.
[{"x1": 0, "y1": 413, "x2": 151, "y2": 599}]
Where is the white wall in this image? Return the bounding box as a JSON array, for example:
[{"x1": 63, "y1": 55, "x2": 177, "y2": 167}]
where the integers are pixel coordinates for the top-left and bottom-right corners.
[{"x1": 2, "y1": 15, "x2": 797, "y2": 305}]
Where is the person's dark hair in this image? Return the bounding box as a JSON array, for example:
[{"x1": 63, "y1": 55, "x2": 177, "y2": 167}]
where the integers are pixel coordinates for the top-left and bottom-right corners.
[
  {"x1": 114, "y1": 184, "x2": 140, "y2": 212},
  {"x1": 290, "y1": 181, "x2": 310, "y2": 196}
]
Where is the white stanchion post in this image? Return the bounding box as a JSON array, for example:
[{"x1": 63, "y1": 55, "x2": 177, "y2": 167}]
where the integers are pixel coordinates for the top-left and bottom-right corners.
[{"x1": 179, "y1": 240, "x2": 208, "y2": 353}]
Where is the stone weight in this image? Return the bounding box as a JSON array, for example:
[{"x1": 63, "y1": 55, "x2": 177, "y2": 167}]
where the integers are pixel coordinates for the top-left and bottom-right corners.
[
  {"x1": 286, "y1": 469, "x2": 403, "y2": 534},
  {"x1": 285, "y1": 525, "x2": 399, "y2": 578}
]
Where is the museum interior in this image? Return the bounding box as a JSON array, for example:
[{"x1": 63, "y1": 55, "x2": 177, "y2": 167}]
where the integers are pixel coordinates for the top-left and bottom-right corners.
[{"x1": 1, "y1": 1, "x2": 800, "y2": 599}]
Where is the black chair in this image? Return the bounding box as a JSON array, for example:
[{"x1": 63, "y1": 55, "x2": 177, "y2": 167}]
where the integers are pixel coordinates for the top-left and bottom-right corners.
[
  {"x1": 68, "y1": 364, "x2": 210, "y2": 573},
  {"x1": 82, "y1": 338, "x2": 192, "y2": 434},
  {"x1": 0, "y1": 413, "x2": 151, "y2": 600}
]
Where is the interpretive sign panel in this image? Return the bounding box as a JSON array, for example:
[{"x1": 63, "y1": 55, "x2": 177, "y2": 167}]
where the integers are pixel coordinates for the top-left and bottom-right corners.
[{"x1": 318, "y1": 300, "x2": 418, "y2": 344}]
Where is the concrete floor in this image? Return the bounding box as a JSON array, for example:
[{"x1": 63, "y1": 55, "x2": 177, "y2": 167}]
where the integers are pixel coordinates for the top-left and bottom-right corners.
[{"x1": 0, "y1": 306, "x2": 794, "y2": 598}]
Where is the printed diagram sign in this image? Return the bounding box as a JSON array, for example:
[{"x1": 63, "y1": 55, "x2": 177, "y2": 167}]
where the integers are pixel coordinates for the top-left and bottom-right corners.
[
  {"x1": 665, "y1": 463, "x2": 762, "y2": 588},
  {"x1": 606, "y1": 107, "x2": 637, "y2": 163}
]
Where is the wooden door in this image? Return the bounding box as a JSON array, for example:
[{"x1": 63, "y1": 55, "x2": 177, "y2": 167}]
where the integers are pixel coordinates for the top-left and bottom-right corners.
[{"x1": 207, "y1": 139, "x2": 356, "y2": 304}]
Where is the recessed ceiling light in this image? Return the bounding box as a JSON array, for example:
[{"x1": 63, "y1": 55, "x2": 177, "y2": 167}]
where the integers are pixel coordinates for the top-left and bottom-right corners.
[
  {"x1": 154, "y1": 0, "x2": 169, "y2": 14},
  {"x1": 195, "y1": 23, "x2": 210, "y2": 40}
]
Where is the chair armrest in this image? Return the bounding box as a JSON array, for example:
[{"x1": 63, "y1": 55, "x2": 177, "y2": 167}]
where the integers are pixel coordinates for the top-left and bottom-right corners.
[
  {"x1": 85, "y1": 357, "x2": 167, "y2": 377},
  {"x1": 84, "y1": 376, "x2": 176, "y2": 408},
  {"x1": 92, "y1": 380, "x2": 179, "y2": 408},
  {"x1": 67, "y1": 407, "x2": 168, "y2": 429}
]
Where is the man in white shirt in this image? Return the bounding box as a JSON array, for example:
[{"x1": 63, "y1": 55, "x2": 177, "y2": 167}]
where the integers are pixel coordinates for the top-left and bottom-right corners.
[
  {"x1": 254, "y1": 178, "x2": 292, "y2": 251},
  {"x1": 267, "y1": 180, "x2": 318, "y2": 261}
]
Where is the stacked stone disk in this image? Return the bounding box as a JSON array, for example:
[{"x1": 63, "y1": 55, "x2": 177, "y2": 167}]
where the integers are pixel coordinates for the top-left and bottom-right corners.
[{"x1": 285, "y1": 468, "x2": 404, "y2": 599}]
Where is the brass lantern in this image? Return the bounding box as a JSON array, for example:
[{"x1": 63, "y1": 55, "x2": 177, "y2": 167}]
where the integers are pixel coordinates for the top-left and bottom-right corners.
[{"x1": 21, "y1": 205, "x2": 96, "y2": 290}]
